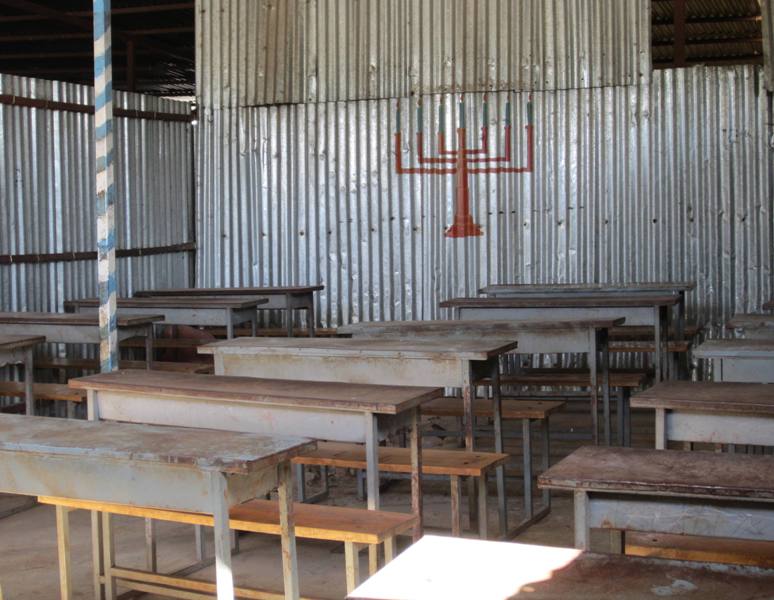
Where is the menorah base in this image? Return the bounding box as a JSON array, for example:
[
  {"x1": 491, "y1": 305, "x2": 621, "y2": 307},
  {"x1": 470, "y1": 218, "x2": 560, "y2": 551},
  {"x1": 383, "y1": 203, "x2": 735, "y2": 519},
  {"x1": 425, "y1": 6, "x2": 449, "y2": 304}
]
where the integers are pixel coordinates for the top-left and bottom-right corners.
[{"x1": 445, "y1": 215, "x2": 483, "y2": 238}]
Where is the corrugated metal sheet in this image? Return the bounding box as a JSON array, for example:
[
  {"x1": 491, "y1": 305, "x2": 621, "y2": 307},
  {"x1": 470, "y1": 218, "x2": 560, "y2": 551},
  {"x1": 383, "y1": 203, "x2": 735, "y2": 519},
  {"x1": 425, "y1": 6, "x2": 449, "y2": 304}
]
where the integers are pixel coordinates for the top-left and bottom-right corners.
[
  {"x1": 0, "y1": 74, "x2": 195, "y2": 313},
  {"x1": 196, "y1": 0, "x2": 651, "y2": 108},
  {"x1": 764, "y1": 0, "x2": 774, "y2": 90},
  {"x1": 196, "y1": 65, "x2": 773, "y2": 335}
]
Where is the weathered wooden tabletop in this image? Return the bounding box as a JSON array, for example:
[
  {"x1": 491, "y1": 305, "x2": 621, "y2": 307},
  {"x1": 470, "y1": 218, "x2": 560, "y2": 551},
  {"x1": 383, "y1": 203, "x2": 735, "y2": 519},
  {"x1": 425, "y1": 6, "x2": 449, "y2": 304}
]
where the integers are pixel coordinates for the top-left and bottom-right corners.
[
  {"x1": 0, "y1": 413, "x2": 312, "y2": 474},
  {"x1": 441, "y1": 295, "x2": 680, "y2": 309},
  {"x1": 631, "y1": 381, "x2": 774, "y2": 415},
  {"x1": 338, "y1": 318, "x2": 625, "y2": 337},
  {"x1": 0, "y1": 334, "x2": 46, "y2": 350},
  {"x1": 0, "y1": 311, "x2": 163, "y2": 327},
  {"x1": 480, "y1": 282, "x2": 696, "y2": 295},
  {"x1": 64, "y1": 296, "x2": 268, "y2": 309},
  {"x1": 199, "y1": 336, "x2": 519, "y2": 360},
  {"x1": 694, "y1": 339, "x2": 774, "y2": 359},
  {"x1": 70, "y1": 370, "x2": 443, "y2": 414},
  {"x1": 347, "y1": 535, "x2": 774, "y2": 600},
  {"x1": 135, "y1": 285, "x2": 324, "y2": 297},
  {"x1": 538, "y1": 445, "x2": 774, "y2": 499},
  {"x1": 727, "y1": 313, "x2": 774, "y2": 330}
]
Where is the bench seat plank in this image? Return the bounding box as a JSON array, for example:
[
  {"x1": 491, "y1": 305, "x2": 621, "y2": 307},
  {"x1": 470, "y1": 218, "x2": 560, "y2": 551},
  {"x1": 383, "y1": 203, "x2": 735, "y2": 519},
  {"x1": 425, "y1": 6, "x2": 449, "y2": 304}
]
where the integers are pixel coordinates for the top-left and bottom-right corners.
[
  {"x1": 39, "y1": 496, "x2": 415, "y2": 545},
  {"x1": 294, "y1": 442, "x2": 507, "y2": 477},
  {"x1": 0, "y1": 381, "x2": 85, "y2": 403},
  {"x1": 539, "y1": 446, "x2": 774, "y2": 500},
  {"x1": 36, "y1": 357, "x2": 213, "y2": 374},
  {"x1": 421, "y1": 396, "x2": 564, "y2": 420},
  {"x1": 478, "y1": 368, "x2": 650, "y2": 388}
]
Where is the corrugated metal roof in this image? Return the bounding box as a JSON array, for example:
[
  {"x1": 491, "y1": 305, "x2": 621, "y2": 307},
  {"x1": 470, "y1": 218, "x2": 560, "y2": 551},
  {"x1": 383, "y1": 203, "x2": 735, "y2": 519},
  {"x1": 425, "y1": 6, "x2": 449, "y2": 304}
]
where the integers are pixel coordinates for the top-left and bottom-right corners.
[{"x1": 196, "y1": 0, "x2": 651, "y2": 108}]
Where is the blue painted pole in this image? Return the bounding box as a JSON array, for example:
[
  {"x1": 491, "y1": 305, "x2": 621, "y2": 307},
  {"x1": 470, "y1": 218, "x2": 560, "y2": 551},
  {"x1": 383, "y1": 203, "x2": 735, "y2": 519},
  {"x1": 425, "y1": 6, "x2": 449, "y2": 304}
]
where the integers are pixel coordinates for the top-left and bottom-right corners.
[{"x1": 93, "y1": 0, "x2": 118, "y2": 372}]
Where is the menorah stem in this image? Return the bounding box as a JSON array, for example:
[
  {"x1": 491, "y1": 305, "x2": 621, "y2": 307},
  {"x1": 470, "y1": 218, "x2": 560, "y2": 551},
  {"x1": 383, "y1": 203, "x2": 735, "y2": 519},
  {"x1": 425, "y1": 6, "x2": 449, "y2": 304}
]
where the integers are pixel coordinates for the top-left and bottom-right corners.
[{"x1": 445, "y1": 127, "x2": 483, "y2": 238}]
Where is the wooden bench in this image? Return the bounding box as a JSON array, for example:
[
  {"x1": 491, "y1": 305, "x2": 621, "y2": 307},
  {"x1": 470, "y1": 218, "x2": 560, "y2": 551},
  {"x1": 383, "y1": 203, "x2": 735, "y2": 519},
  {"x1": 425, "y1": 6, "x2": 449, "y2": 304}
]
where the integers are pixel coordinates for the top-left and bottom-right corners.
[
  {"x1": 0, "y1": 381, "x2": 85, "y2": 404},
  {"x1": 538, "y1": 446, "x2": 774, "y2": 552},
  {"x1": 294, "y1": 442, "x2": 507, "y2": 538},
  {"x1": 420, "y1": 396, "x2": 562, "y2": 534},
  {"x1": 40, "y1": 496, "x2": 416, "y2": 595},
  {"x1": 35, "y1": 357, "x2": 213, "y2": 374},
  {"x1": 609, "y1": 324, "x2": 701, "y2": 341},
  {"x1": 609, "y1": 340, "x2": 691, "y2": 353},
  {"x1": 477, "y1": 368, "x2": 650, "y2": 447}
]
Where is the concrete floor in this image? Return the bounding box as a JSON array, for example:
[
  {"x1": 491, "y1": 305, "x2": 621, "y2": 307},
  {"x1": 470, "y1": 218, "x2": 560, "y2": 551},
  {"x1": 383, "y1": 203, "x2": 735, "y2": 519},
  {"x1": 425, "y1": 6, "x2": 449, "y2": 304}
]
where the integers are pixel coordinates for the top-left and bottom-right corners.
[{"x1": 1, "y1": 406, "x2": 772, "y2": 598}]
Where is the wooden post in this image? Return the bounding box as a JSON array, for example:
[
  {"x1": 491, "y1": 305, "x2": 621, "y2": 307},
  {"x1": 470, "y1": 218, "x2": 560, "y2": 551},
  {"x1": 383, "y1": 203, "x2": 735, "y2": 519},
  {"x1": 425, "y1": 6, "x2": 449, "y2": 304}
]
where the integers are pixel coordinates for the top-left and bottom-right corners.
[
  {"x1": 277, "y1": 461, "x2": 300, "y2": 600},
  {"x1": 55, "y1": 506, "x2": 72, "y2": 600},
  {"x1": 209, "y1": 473, "x2": 235, "y2": 600}
]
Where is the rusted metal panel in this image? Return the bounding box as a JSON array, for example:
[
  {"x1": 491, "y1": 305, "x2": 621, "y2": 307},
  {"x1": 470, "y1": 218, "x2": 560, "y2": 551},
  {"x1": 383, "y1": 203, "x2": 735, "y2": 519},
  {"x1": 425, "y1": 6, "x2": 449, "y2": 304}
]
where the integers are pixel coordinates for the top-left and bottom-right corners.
[{"x1": 196, "y1": 0, "x2": 650, "y2": 107}]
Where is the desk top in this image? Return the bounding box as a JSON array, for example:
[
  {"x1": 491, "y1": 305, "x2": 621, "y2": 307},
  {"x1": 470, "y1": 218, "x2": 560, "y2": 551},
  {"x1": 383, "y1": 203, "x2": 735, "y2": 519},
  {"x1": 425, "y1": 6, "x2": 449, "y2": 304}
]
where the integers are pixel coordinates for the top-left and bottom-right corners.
[
  {"x1": 0, "y1": 312, "x2": 163, "y2": 328},
  {"x1": 70, "y1": 370, "x2": 443, "y2": 415},
  {"x1": 0, "y1": 413, "x2": 312, "y2": 474},
  {"x1": 441, "y1": 295, "x2": 680, "y2": 309},
  {"x1": 199, "y1": 337, "x2": 519, "y2": 361},
  {"x1": 727, "y1": 314, "x2": 774, "y2": 331},
  {"x1": 480, "y1": 282, "x2": 696, "y2": 296},
  {"x1": 538, "y1": 446, "x2": 774, "y2": 499},
  {"x1": 64, "y1": 297, "x2": 268, "y2": 310},
  {"x1": 338, "y1": 318, "x2": 625, "y2": 338},
  {"x1": 348, "y1": 535, "x2": 774, "y2": 600},
  {"x1": 694, "y1": 339, "x2": 774, "y2": 359},
  {"x1": 631, "y1": 382, "x2": 774, "y2": 415},
  {"x1": 0, "y1": 334, "x2": 46, "y2": 351},
  {"x1": 135, "y1": 285, "x2": 324, "y2": 297}
]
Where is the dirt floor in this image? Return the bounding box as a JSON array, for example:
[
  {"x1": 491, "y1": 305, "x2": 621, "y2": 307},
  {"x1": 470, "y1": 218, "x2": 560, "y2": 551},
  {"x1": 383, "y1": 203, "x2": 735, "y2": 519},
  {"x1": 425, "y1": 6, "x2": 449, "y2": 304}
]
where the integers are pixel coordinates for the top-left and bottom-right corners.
[{"x1": 0, "y1": 406, "x2": 772, "y2": 599}]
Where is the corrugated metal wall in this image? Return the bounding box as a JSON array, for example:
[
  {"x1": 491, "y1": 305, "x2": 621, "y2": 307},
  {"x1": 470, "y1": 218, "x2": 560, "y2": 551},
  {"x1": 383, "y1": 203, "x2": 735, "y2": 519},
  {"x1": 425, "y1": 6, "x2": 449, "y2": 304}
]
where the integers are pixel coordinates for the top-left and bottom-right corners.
[
  {"x1": 197, "y1": 65, "x2": 773, "y2": 331},
  {"x1": 196, "y1": 0, "x2": 651, "y2": 107},
  {"x1": 0, "y1": 74, "x2": 194, "y2": 313}
]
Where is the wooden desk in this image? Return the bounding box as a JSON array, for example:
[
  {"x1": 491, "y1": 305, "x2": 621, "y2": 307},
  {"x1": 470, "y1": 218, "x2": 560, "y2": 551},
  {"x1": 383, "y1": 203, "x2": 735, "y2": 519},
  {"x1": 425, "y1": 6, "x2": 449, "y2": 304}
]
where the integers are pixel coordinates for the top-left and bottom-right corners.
[
  {"x1": 0, "y1": 413, "x2": 312, "y2": 600},
  {"x1": 481, "y1": 282, "x2": 694, "y2": 358},
  {"x1": 135, "y1": 285, "x2": 324, "y2": 337},
  {"x1": 64, "y1": 297, "x2": 266, "y2": 339},
  {"x1": 199, "y1": 337, "x2": 519, "y2": 535},
  {"x1": 347, "y1": 534, "x2": 774, "y2": 600},
  {"x1": 538, "y1": 446, "x2": 774, "y2": 551},
  {"x1": 441, "y1": 295, "x2": 680, "y2": 382},
  {"x1": 0, "y1": 335, "x2": 44, "y2": 415},
  {"x1": 631, "y1": 381, "x2": 774, "y2": 448},
  {"x1": 727, "y1": 314, "x2": 774, "y2": 339},
  {"x1": 338, "y1": 318, "x2": 623, "y2": 446},
  {"x1": 0, "y1": 312, "x2": 160, "y2": 367},
  {"x1": 694, "y1": 339, "x2": 774, "y2": 383},
  {"x1": 70, "y1": 370, "x2": 440, "y2": 541}
]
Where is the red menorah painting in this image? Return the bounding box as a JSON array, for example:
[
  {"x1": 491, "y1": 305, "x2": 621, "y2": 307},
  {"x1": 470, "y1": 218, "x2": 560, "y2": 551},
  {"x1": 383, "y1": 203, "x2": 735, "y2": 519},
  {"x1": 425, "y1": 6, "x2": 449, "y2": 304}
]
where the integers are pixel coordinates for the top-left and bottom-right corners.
[{"x1": 395, "y1": 94, "x2": 534, "y2": 238}]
